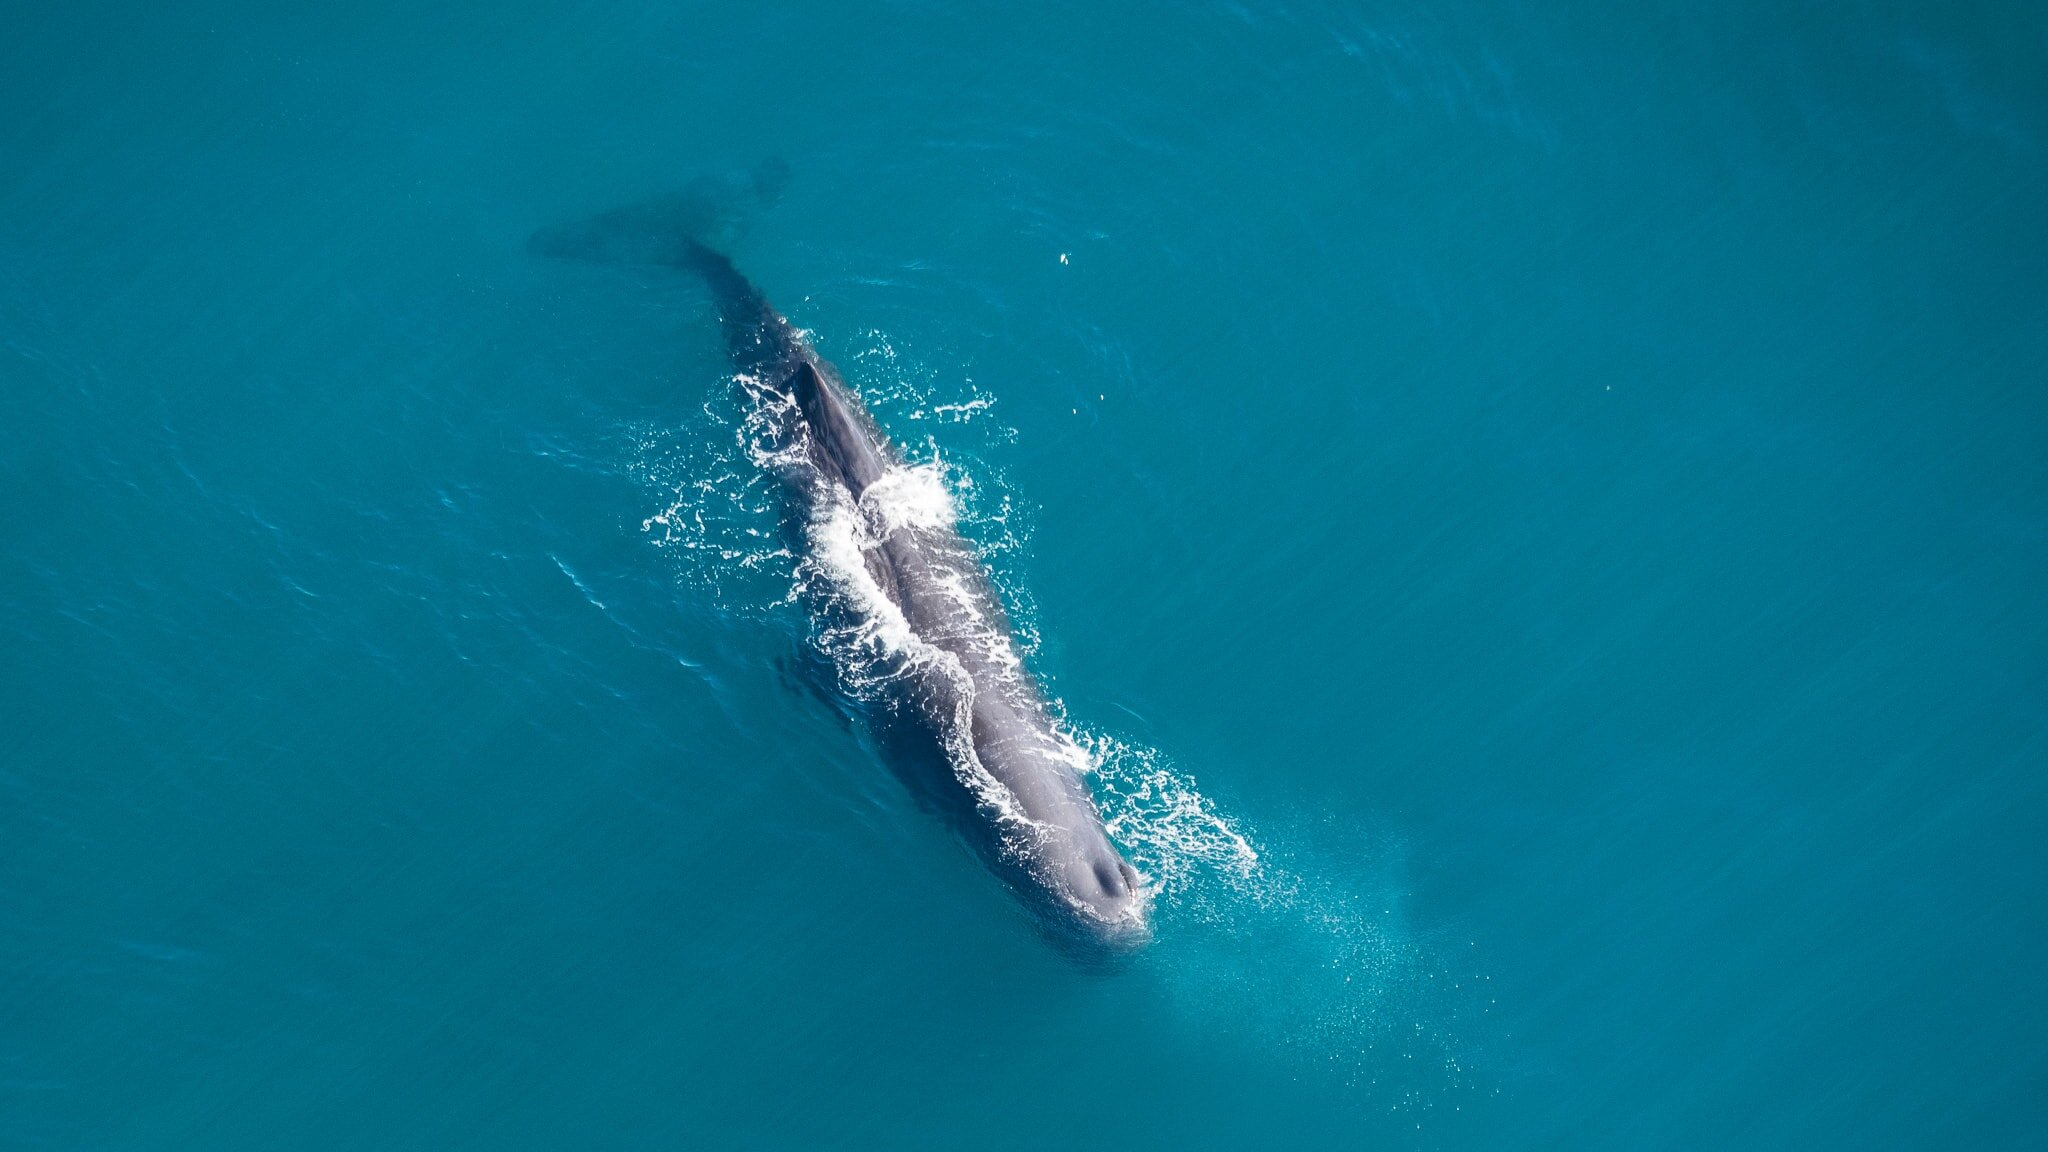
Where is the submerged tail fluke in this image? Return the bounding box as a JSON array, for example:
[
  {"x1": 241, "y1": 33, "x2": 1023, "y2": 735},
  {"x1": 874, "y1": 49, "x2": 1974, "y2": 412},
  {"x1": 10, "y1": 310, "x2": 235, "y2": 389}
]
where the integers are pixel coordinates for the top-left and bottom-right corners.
[
  {"x1": 529, "y1": 163, "x2": 800, "y2": 378},
  {"x1": 527, "y1": 158, "x2": 789, "y2": 266}
]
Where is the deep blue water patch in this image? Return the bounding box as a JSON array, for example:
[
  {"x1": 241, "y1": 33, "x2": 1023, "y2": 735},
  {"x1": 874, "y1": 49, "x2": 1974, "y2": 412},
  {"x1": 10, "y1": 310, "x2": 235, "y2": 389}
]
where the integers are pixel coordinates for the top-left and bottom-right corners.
[{"x1": 3, "y1": 2, "x2": 2044, "y2": 1148}]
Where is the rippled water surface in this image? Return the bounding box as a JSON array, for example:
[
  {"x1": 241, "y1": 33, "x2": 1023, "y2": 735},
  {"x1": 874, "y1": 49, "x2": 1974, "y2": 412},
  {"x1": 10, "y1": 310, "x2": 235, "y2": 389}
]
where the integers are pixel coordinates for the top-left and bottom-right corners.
[{"x1": 4, "y1": 2, "x2": 2044, "y2": 1147}]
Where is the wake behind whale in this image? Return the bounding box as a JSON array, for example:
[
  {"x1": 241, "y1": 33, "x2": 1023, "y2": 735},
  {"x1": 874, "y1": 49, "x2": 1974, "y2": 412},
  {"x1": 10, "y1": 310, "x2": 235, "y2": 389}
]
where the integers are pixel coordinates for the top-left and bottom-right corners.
[{"x1": 534, "y1": 181, "x2": 1150, "y2": 950}]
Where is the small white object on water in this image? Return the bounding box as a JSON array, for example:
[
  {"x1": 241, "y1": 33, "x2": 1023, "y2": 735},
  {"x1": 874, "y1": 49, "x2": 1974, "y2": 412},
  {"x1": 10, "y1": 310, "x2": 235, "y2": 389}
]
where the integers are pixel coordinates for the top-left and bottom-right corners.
[{"x1": 1059, "y1": 253, "x2": 1070, "y2": 265}]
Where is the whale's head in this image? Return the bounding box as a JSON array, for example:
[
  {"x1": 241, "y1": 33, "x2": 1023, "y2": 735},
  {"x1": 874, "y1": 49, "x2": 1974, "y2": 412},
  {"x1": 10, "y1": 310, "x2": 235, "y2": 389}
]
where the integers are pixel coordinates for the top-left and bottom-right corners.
[{"x1": 1049, "y1": 835, "x2": 1151, "y2": 952}]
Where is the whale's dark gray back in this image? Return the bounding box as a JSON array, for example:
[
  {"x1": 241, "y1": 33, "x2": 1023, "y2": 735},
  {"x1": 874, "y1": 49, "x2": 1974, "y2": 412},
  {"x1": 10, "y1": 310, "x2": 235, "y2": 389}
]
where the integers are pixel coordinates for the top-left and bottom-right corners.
[{"x1": 790, "y1": 362, "x2": 888, "y2": 497}]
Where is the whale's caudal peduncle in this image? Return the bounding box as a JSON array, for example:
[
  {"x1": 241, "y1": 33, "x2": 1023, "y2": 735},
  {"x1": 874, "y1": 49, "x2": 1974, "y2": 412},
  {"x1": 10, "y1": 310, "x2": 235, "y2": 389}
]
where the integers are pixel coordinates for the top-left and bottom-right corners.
[{"x1": 534, "y1": 199, "x2": 1149, "y2": 950}]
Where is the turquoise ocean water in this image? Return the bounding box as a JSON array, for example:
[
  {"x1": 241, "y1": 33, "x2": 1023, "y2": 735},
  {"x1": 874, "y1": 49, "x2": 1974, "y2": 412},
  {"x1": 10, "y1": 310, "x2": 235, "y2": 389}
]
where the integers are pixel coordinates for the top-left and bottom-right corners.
[{"x1": 4, "y1": 2, "x2": 2044, "y2": 1147}]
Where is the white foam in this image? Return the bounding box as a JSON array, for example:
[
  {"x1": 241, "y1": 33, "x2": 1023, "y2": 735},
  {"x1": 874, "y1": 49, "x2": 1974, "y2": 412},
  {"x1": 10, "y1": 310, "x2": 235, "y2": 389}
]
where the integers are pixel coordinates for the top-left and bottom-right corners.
[
  {"x1": 785, "y1": 457, "x2": 1049, "y2": 838},
  {"x1": 858, "y1": 460, "x2": 957, "y2": 535},
  {"x1": 630, "y1": 342, "x2": 1258, "y2": 908},
  {"x1": 1078, "y1": 730, "x2": 1263, "y2": 903},
  {"x1": 803, "y1": 492, "x2": 920, "y2": 661},
  {"x1": 631, "y1": 345, "x2": 1485, "y2": 1101}
]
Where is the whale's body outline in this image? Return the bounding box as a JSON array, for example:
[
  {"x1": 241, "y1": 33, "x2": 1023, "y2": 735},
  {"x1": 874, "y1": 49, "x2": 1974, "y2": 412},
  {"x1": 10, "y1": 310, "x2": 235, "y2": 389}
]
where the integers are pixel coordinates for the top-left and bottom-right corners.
[
  {"x1": 686, "y1": 241, "x2": 1148, "y2": 946},
  {"x1": 534, "y1": 207, "x2": 1149, "y2": 947}
]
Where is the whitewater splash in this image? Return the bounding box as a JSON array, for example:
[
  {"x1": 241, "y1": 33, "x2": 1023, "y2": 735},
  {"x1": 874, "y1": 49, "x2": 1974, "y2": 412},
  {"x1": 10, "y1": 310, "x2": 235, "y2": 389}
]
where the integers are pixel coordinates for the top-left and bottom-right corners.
[
  {"x1": 634, "y1": 344, "x2": 1021, "y2": 621},
  {"x1": 633, "y1": 344, "x2": 1239, "y2": 896}
]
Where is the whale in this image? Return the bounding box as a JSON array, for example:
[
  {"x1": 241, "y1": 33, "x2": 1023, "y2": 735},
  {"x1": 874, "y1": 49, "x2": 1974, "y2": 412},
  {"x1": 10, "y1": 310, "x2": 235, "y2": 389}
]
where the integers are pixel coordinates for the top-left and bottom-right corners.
[{"x1": 532, "y1": 190, "x2": 1149, "y2": 949}]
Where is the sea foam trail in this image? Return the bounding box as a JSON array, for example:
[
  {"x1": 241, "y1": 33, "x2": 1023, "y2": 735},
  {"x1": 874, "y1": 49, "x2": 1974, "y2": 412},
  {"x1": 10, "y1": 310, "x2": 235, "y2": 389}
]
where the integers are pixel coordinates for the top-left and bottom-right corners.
[{"x1": 632, "y1": 342, "x2": 1485, "y2": 1094}]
